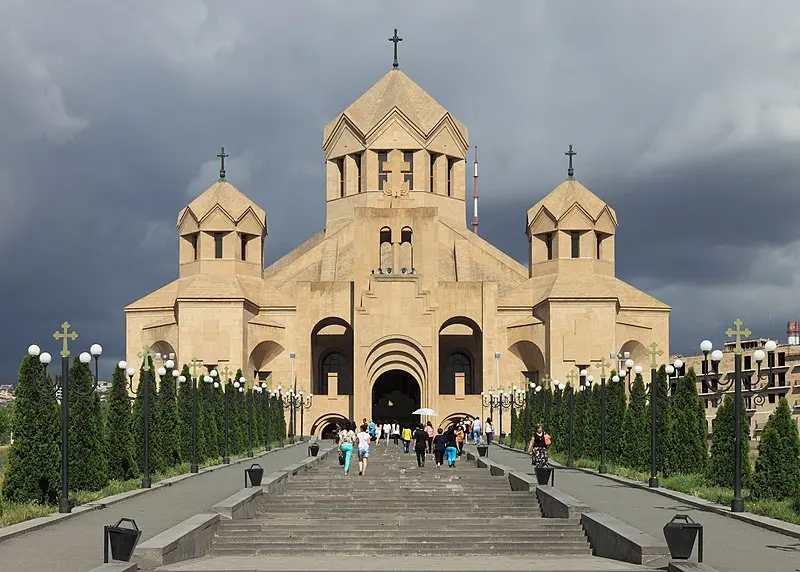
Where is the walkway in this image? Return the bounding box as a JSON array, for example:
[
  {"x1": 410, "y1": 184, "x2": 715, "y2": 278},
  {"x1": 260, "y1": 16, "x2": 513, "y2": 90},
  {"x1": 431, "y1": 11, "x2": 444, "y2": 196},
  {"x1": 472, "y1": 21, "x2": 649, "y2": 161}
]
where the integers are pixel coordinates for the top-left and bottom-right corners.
[
  {"x1": 0, "y1": 445, "x2": 311, "y2": 572},
  {"x1": 479, "y1": 445, "x2": 800, "y2": 572}
]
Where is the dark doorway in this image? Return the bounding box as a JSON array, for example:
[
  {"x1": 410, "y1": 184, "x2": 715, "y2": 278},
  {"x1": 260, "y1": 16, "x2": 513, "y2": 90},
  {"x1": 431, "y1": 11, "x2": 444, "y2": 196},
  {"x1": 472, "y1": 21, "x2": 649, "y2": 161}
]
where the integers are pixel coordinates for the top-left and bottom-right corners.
[{"x1": 372, "y1": 370, "x2": 421, "y2": 428}]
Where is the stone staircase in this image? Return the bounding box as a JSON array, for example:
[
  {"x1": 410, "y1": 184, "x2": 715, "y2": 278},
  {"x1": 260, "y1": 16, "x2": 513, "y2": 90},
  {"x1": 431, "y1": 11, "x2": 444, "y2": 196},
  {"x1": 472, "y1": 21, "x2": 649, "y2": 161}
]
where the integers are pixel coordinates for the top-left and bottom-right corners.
[{"x1": 209, "y1": 444, "x2": 591, "y2": 557}]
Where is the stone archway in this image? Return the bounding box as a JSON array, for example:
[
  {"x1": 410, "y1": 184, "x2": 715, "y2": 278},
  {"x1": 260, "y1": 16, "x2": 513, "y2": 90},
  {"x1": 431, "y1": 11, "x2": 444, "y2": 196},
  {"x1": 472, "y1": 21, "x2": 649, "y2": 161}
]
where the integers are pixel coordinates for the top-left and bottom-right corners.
[
  {"x1": 439, "y1": 317, "x2": 483, "y2": 395},
  {"x1": 310, "y1": 412, "x2": 350, "y2": 439},
  {"x1": 150, "y1": 340, "x2": 177, "y2": 362},
  {"x1": 438, "y1": 412, "x2": 474, "y2": 431},
  {"x1": 371, "y1": 370, "x2": 421, "y2": 428},
  {"x1": 618, "y1": 340, "x2": 648, "y2": 368},
  {"x1": 509, "y1": 340, "x2": 546, "y2": 385}
]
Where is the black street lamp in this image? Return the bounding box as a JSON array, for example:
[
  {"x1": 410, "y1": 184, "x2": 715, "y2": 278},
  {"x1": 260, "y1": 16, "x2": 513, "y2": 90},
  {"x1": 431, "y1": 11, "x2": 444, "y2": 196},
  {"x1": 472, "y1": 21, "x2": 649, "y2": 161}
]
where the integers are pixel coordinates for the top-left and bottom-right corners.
[
  {"x1": 241, "y1": 377, "x2": 253, "y2": 457},
  {"x1": 297, "y1": 392, "x2": 313, "y2": 440},
  {"x1": 289, "y1": 352, "x2": 297, "y2": 444},
  {"x1": 29, "y1": 324, "x2": 103, "y2": 513},
  {"x1": 480, "y1": 391, "x2": 500, "y2": 444},
  {"x1": 698, "y1": 321, "x2": 776, "y2": 513}
]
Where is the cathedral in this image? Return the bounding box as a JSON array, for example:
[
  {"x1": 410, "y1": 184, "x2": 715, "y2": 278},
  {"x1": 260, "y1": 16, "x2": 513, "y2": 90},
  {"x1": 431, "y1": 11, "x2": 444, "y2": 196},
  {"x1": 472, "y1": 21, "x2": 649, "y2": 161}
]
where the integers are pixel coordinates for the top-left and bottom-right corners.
[{"x1": 125, "y1": 64, "x2": 670, "y2": 437}]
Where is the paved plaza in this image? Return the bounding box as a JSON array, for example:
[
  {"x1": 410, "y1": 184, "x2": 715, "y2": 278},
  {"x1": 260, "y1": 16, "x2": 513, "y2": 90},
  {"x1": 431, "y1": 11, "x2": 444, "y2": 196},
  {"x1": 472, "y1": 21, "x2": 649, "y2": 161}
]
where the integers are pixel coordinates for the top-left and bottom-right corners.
[
  {"x1": 479, "y1": 445, "x2": 800, "y2": 572},
  {"x1": 0, "y1": 445, "x2": 310, "y2": 572}
]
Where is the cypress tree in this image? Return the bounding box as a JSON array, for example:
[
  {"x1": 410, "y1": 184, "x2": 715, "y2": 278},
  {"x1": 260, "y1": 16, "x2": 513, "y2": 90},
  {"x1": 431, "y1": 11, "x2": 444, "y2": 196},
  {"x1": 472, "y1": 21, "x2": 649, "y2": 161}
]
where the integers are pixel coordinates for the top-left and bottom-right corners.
[
  {"x1": 68, "y1": 357, "x2": 108, "y2": 492},
  {"x1": 605, "y1": 371, "x2": 627, "y2": 463},
  {"x1": 572, "y1": 387, "x2": 587, "y2": 459},
  {"x1": 132, "y1": 359, "x2": 164, "y2": 474},
  {"x1": 2, "y1": 354, "x2": 61, "y2": 504},
  {"x1": 665, "y1": 368, "x2": 707, "y2": 475},
  {"x1": 620, "y1": 373, "x2": 649, "y2": 471},
  {"x1": 549, "y1": 386, "x2": 566, "y2": 453},
  {"x1": 751, "y1": 398, "x2": 800, "y2": 500},
  {"x1": 707, "y1": 395, "x2": 751, "y2": 487},
  {"x1": 583, "y1": 384, "x2": 600, "y2": 459},
  {"x1": 157, "y1": 368, "x2": 181, "y2": 468},
  {"x1": 198, "y1": 381, "x2": 219, "y2": 461},
  {"x1": 176, "y1": 365, "x2": 193, "y2": 463},
  {"x1": 105, "y1": 365, "x2": 135, "y2": 481},
  {"x1": 654, "y1": 365, "x2": 671, "y2": 474}
]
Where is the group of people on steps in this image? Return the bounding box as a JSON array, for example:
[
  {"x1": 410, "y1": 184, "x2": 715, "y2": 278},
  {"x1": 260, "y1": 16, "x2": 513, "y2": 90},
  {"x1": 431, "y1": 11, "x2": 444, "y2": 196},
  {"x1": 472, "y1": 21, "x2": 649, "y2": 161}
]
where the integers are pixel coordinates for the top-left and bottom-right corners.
[{"x1": 335, "y1": 416, "x2": 551, "y2": 475}]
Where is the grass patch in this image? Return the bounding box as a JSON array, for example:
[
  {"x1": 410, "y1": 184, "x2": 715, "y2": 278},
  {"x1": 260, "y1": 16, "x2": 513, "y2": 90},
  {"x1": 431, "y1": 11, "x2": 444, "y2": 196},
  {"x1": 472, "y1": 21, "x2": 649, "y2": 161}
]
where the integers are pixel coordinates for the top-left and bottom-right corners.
[
  {"x1": 0, "y1": 441, "x2": 286, "y2": 528},
  {"x1": 547, "y1": 451, "x2": 800, "y2": 526}
]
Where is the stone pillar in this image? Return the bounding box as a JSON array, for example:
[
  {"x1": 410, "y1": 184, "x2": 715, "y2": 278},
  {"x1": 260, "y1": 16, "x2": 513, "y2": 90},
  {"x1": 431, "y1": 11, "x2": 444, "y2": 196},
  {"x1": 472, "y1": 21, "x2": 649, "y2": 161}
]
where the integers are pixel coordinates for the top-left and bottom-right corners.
[
  {"x1": 455, "y1": 372, "x2": 466, "y2": 397},
  {"x1": 326, "y1": 160, "x2": 341, "y2": 201},
  {"x1": 344, "y1": 154, "x2": 359, "y2": 196},
  {"x1": 365, "y1": 150, "x2": 379, "y2": 191},
  {"x1": 392, "y1": 241, "x2": 400, "y2": 272},
  {"x1": 451, "y1": 159, "x2": 466, "y2": 200},
  {"x1": 413, "y1": 150, "x2": 428, "y2": 192},
  {"x1": 432, "y1": 154, "x2": 447, "y2": 195},
  {"x1": 327, "y1": 373, "x2": 337, "y2": 397}
]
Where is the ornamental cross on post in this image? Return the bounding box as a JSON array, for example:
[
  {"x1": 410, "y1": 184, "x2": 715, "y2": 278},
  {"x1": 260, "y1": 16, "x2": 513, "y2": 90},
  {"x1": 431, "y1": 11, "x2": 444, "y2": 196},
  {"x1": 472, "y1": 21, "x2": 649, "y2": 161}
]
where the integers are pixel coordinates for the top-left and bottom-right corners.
[
  {"x1": 389, "y1": 28, "x2": 402, "y2": 68},
  {"x1": 725, "y1": 318, "x2": 751, "y2": 355},
  {"x1": 217, "y1": 146, "x2": 229, "y2": 180},
  {"x1": 382, "y1": 150, "x2": 411, "y2": 198},
  {"x1": 565, "y1": 144, "x2": 577, "y2": 179},
  {"x1": 540, "y1": 374, "x2": 552, "y2": 389},
  {"x1": 137, "y1": 345, "x2": 155, "y2": 372},
  {"x1": 221, "y1": 364, "x2": 232, "y2": 382},
  {"x1": 597, "y1": 357, "x2": 611, "y2": 379},
  {"x1": 188, "y1": 358, "x2": 203, "y2": 379},
  {"x1": 53, "y1": 321, "x2": 78, "y2": 358},
  {"x1": 648, "y1": 342, "x2": 664, "y2": 369},
  {"x1": 565, "y1": 369, "x2": 578, "y2": 387}
]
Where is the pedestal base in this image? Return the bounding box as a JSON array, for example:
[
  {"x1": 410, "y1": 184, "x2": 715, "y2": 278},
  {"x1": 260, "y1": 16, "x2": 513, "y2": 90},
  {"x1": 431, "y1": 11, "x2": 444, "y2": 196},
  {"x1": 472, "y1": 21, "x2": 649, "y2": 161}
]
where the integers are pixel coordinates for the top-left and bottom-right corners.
[
  {"x1": 648, "y1": 476, "x2": 659, "y2": 488},
  {"x1": 190, "y1": 464, "x2": 199, "y2": 473},
  {"x1": 731, "y1": 498, "x2": 745, "y2": 512}
]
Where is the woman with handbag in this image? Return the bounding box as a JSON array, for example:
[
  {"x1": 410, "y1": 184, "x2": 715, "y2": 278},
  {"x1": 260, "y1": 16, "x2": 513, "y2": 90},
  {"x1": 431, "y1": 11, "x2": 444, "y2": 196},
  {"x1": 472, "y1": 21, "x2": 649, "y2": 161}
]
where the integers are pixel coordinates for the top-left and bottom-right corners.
[
  {"x1": 339, "y1": 421, "x2": 356, "y2": 476},
  {"x1": 527, "y1": 424, "x2": 551, "y2": 467}
]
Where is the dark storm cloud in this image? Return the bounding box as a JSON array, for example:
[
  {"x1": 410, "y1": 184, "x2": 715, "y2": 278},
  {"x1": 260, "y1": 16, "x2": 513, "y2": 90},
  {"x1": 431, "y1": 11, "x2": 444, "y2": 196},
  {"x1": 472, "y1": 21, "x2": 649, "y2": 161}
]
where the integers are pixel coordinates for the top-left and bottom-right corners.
[{"x1": 1, "y1": 1, "x2": 799, "y2": 381}]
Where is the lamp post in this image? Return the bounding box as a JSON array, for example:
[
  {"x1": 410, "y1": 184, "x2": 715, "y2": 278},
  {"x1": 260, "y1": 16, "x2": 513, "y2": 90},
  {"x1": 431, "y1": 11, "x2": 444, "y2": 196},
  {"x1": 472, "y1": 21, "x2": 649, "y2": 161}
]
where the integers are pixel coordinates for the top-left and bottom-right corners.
[
  {"x1": 494, "y1": 351, "x2": 501, "y2": 436},
  {"x1": 187, "y1": 359, "x2": 203, "y2": 473},
  {"x1": 29, "y1": 324, "x2": 103, "y2": 513},
  {"x1": 289, "y1": 352, "x2": 296, "y2": 444},
  {"x1": 646, "y1": 342, "x2": 664, "y2": 487},
  {"x1": 481, "y1": 391, "x2": 500, "y2": 444},
  {"x1": 242, "y1": 377, "x2": 253, "y2": 457},
  {"x1": 697, "y1": 322, "x2": 775, "y2": 512},
  {"x1": 298, "y1": 392, "x2": 313, "y2": 440},
  {"x1": 524, "y1": 380, "x2": 533, "y2": 445}
]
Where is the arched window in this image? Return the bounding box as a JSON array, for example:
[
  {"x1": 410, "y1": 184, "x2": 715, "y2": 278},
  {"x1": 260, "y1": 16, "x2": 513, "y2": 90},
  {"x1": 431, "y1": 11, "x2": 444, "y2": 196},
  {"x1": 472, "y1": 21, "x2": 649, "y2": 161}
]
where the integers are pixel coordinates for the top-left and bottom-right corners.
[
  {"x1": 441, "y1": 352, "x2": 473, "y2": 395},
  {"x1": 400, "y1": 227, "x2": 412, "y2": 272},
  {"x1": 379, "y1": 227, "x2": 392, "y2": 270},
  {"x1": 318, "y1": 352, "x2": 346, "y2": 395}
]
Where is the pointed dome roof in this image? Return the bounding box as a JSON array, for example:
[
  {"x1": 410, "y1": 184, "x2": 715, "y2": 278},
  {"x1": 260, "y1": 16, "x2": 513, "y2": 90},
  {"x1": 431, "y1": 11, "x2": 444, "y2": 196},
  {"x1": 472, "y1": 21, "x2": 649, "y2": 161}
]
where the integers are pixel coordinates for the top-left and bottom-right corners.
[
  {"x1": 526, "y1": 178, "x2": 617, "y2": 229},
  {"x1": 323, "y1": 69, "x2": 467, "y2": 142},
  {"x1": 177, "y1": 180, "x2": 266, "y2": 228}
]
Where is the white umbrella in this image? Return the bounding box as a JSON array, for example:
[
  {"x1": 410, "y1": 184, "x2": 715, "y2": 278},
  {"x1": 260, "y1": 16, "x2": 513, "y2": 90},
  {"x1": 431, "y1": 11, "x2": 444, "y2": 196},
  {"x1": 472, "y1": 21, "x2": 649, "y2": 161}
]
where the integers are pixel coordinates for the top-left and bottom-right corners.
[{"x1": 412, "y1": 408, "x2": 437, "y2": 416}]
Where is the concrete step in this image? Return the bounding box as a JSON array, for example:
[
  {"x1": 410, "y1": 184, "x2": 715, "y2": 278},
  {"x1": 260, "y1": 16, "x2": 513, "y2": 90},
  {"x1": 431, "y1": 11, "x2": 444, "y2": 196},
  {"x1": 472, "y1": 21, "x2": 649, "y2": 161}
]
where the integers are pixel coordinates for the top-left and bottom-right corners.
[
  {"x1": 215, "y1": 532, "x2": 588, "y2": 542},
  {"x1": 218, "y1": 518, "x2": 578, "y2": 530},
  {"x1": 209, "y1": 541, "x2": 592, "y2": 555}
]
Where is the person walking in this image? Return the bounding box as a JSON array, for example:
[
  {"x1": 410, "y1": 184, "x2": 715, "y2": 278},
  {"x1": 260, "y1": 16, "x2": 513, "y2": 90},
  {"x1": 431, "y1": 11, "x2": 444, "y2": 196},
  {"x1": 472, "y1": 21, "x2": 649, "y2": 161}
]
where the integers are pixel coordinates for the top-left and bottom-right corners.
[
  {"x1": 402, "y1": 425, "x2": 412, "y2": 453},
  {"x1": 374, "y1": 422, "x2": 382, "y2": 444},
  {"x1": 472, "y1": 416, "x2": 482, "y2": 445},
  {"x1": 455, "y1": 424, "x2": 465, "y2": 456},
  {"x1": 444, "y1": 426, "x2": 458, "y2": 467},
  {"x1": 383, "y1": 422, "x2": 392, "y2": 445},
  {"x1": 424, "y1": 421, "x2": 434, "y2": 454},
  {"x1": 357, "y1": 423, "x2": 371, "y2": 475},
  {"x1": 526, "y1": 424, "x2": 551, "y2": 467},
  {"x1": 391, "y1": 422, "x2": 401, "y2": 446},
  {"x1": 339, "y1": 421, "x2": 356, "y2": 476},
  {"x1": 368, "y1": 419, "x2": 377, "y2": 443},
  {"x1": 413, "y1": 424, "x2": 428, "y2": 467},
  {"x1": 484, "y1": 417, "x2": 494, "y2": 445},
  {"x1": 432, "y1": 427, "x2": 447, "y2": 467}
]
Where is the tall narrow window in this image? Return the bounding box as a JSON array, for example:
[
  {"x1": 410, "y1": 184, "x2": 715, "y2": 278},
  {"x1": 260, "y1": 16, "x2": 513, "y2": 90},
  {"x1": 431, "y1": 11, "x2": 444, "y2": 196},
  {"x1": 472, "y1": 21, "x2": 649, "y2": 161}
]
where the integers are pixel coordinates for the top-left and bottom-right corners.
[
  {"x1": 403, "y1": 151, "x2": 414, "y2": 189},
  {"x1": 446, "y1": 158, "x2": 454, "y2": 196},
  {"x1": 240, "y1": 234, "x2": 248, "y2": 261},
  {"x1": 429, "y1": 153, "x2": 436, "y2": 192},
  {"x1": 190, "y1": 233, "x2": 199, "y2": 261},
  {"x1": 214, "y1": 232, "x2": 223, "y2": 259},
  {"x1": 378, "y1": 151, "x2": 388, "y2": 191},
  {"x1": 545, "y1": 233, "x2": 554, "y2": 260},
  {"x1": 400, "y1": 227, "x2": 413, "y2": 271},
  {"x1": 596, "y1": 232, "x2": 602, "y2": 259},
  {"x1": 379, "y1": 227, "x2": 392, "y2": 269},
  {"x1": 353, "y1": 153, "x2": 362, "y2": 192},
  {"x1": 335, "y1": 158, "x2": 345, "y2": 197},
  {"x1": 570, "y1": 231, "x2": 580, "y2": 258}
]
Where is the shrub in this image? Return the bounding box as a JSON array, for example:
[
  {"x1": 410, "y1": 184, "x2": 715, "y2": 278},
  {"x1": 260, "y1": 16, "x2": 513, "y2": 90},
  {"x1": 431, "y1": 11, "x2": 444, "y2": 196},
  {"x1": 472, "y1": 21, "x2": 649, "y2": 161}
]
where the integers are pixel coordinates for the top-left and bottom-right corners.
[
  {"x1": 67, "y1": 356, "x2": 108, "y2": 492},
  {"x1": 620, "y1": 373, "x2": 648, "y2": 471},
  {"x1": 665, "y1": 368, "x2": 707, "y2": 475},
  {"x1": 105, "y1": 365, "x2": 135, "y2": 481},
  {"x1": 157, "y1": 368, "x2": 181, "y2": 468},
  {"x1": 605, "y1": 372, "x2": 627, "y2": 463},
  {"x1": 176, "y1": 365, "x2": 193, "y2": 463},
  {"x1": 707, "y1": 395, "x2": 751, "y2": 488}
]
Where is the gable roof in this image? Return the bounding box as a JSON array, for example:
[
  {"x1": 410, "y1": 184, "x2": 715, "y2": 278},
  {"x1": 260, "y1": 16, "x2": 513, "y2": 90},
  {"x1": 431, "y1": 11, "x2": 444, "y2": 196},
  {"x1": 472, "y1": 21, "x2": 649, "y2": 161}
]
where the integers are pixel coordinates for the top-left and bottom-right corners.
[
  {"x1": 526, "y1": 178, "x2": 618, "y2": 229},
  {"x1": 178, "y1": 180, "x2": 266, "y2": 230}
]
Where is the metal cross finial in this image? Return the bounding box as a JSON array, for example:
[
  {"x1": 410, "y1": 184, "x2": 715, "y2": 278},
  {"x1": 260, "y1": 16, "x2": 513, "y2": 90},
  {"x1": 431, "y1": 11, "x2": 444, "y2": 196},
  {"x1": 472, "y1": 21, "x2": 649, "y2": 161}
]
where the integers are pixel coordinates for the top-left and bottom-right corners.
[
  {"x1": 389, "y1": 28, "x2": 402, "y2": 69},
  {"x1": 53, "y1": 321, "x2": 78, "y2": 358},
  {"x1": 597, "y1": 357, "x2": 611, "y2": 379},
  {"x1": 137, "y1": 346, "x2": 155, "y2": 372},
  {"x1": 540, "y1": 374, "x2": 552, "y2": 389},
  {"x1": 188, "y1": 358, "x2": 203, "y2": 378},
  {"x1": 565, "y1": 369, "x2": 578, "y2": 386},
  {"x1": 648, "y1": 342, "x2": 664, "y2": 369},
  {"x1": 565, "y1": 144, "x2": 577, "y2": 179},
  {"x1": 221, "y1": 364, "x2": 232, "y2": 382},
  {"x1": 217, "y1": 146, "x2": 229, "y2": 180},
  {"x1": 725, "y1": 318, "x2": 751, "y2": 355}
]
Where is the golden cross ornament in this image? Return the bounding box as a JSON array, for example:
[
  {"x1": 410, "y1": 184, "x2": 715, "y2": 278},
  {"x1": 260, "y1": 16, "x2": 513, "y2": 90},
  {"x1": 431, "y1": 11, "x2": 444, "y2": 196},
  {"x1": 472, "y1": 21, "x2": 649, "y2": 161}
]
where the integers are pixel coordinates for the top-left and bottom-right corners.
[
  {"x1": 565, "y1": 369, "x2": 578, "y2": 387},
  {"x1": 725, "y1": 318, "x2": 751, "y2": 355},
  {"x1": 597, "y1": 357, "x2": 611, "y2": 379},
  {"x1": 648, "y1": 342, "x2": 664, "y2": 369},
  {"x1": 221, "y1": 365, "x2": 232, "y2": 382},
  {"x1": 137, "y1": 345, "x2": 155, "y2": 372},
  {"x1": 188, "y1": 358, "x2": 203, "y2": 378},
  {"x1": 53, "y1": 321, "x2": 78, "y2": 358},
  {"x1": 540, "y1": 374, "x2": 552, "y2": 389}
]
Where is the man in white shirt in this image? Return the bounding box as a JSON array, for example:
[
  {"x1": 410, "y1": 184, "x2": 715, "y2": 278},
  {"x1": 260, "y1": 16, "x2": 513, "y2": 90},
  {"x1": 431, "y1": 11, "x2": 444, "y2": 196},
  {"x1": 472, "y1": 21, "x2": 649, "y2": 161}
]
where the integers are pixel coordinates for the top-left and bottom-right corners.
[
  {"x1": 472, "y1": 416, "x2": 482, "y2": 445},
  {"x1": 383, "y1": 422, "x2": 391, "y2": 445}
]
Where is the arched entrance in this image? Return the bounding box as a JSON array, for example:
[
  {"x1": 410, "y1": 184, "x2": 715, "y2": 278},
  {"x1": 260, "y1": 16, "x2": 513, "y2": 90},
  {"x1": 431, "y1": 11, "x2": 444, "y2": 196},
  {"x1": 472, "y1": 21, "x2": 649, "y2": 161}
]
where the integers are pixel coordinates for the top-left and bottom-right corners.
[{"x1": 372, "y1": 370, "x2": 421, "y2": 427}]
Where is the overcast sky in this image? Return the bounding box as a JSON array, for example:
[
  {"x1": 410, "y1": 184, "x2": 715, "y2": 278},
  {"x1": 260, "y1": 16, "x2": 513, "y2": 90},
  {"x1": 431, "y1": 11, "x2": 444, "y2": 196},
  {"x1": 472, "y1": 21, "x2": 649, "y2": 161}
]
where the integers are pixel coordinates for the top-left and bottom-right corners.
[{"x1": 1, "y1": 1, "x2": 799, "y2": 382}]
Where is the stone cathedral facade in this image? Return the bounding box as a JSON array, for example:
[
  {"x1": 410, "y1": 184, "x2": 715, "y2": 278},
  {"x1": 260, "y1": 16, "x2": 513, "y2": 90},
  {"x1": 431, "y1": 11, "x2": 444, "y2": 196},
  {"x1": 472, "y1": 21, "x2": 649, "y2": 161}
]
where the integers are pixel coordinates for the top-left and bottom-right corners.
[{"x1": 125, "y1": 68, "x2": 670, "y2": 437}]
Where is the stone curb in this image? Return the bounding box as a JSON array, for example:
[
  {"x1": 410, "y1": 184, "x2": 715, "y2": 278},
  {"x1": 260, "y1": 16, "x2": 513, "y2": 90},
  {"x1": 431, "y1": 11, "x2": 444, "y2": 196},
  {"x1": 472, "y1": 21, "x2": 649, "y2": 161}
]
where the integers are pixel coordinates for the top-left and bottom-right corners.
[
  {"x1": 491, "y1": 443, "x2": 800, "y2": 541},
  {"x1": 0, "y1": 441, "x2": 305, "y2": 544}
]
